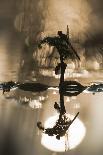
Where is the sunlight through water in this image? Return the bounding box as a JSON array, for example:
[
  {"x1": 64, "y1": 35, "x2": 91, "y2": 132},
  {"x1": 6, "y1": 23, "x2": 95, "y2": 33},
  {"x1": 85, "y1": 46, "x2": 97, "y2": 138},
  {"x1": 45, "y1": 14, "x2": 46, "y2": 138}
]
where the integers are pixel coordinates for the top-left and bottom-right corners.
[{"x1": 41, "y1": 114, "x2": 86, "y2": 152}]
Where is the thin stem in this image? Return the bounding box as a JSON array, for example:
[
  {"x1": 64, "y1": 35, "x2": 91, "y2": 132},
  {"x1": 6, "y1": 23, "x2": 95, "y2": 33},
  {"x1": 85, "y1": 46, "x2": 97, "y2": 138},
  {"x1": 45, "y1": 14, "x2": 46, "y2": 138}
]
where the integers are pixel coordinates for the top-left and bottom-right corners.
[{"x1": 59, "y1": 56, "x2": 66, "y2": 114}]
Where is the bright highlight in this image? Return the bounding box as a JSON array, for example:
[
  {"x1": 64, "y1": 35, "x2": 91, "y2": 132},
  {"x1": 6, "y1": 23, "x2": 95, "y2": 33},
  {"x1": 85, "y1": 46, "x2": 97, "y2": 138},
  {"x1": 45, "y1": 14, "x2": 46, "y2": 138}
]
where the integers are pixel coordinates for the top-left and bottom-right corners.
[{"x1": 41, "y1": 114, "x2": 86, "y2": 152}]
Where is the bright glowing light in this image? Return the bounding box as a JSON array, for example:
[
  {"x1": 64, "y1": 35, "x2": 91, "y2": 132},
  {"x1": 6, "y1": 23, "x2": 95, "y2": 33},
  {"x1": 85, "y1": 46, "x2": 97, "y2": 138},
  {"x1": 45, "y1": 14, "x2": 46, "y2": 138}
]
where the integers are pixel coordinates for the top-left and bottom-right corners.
[
  {"x1": 29, "y1": 100, "x2": 42, "y2": 109},
  {"x1": 53, "y1": 91, "x2": 57, "y2": 95},
  {"x1": 41, "y1": 114, "x2": 86, "y2": 152},
  {"x1": 66, "y1": 97, "x2": 70, "y2": 102}
]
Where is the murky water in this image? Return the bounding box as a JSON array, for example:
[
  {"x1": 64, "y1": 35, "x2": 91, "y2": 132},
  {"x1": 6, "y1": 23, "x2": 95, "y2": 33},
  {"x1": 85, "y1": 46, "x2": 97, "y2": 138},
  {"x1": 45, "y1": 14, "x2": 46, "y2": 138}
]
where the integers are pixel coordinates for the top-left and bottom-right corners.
[
  {"x1": 0, "y1": 1, "x2": 103, "y2": 155},
  {"x1": 0, "y1": 34, "x2": 103, "y2": 155}
]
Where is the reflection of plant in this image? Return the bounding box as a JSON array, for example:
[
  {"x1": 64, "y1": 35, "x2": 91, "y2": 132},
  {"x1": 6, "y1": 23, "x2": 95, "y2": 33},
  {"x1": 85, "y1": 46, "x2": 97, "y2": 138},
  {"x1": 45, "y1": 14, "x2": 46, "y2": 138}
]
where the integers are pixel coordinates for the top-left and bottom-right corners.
[
  {"x1": 37, "y1": 27, "x2": 80, "y2": 145},
  {"x1": 60, "y1": 81, "x2": 87, "y2": 96},
  {"x1": 0, "y1": 81, "x2": 19, "y2": 94},
  {"x1": 37, "y1": 112, "x2": 79, "y2": 140}
]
